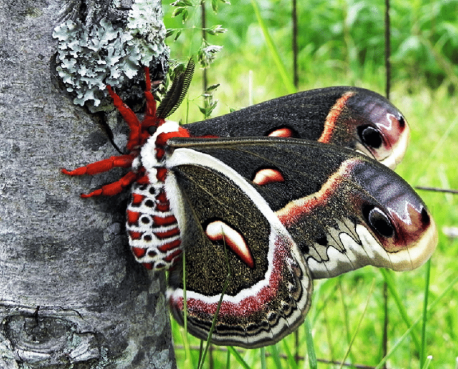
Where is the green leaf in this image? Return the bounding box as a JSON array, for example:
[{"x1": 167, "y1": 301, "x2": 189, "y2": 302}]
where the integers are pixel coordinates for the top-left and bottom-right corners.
[
  {"x1": 198, "y1": 40, "x2": 223, "y2": 68},
  {"x1": 198, "y1": 106, "x2": 207, "y2": 116},
  {"x1": 206, "y1": 100, "x2": 218, "y2": 116},
  {"x1": 206, "y1": 83, "x2": 220, "y2": 92},
  {"x1": 174, "y1": 29, "x2": 182, "y2": 41},
  {"x1": 210, "y1": 25, "x2": 227, "y2": 35},
  {"x1": 165, "y1": 28, "x2": 176, "y2": 38},
  {"x1": 181, "y1": 8, "x2": 189, "y2": 23},
  {"x1": 172, "y1": 7, "x2": 185, "y2": 17},
  {"x1": 171, "y1": 0, "x2": 193, "y2": 6}
]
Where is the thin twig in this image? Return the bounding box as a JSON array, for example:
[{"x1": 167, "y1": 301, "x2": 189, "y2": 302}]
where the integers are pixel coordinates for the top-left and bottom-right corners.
[
  {"x1": 383, "y1": 0, "x2": 391, "y2": 366},
  {"x1": 416, "y1": 186, "x2": 458, "y2": 194}
]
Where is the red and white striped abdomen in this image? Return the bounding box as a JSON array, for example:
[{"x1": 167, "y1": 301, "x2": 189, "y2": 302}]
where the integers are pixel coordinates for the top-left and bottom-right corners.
[
  {"x1": 126, "y1": 182, "x2": 182, "y2": 270},
  {"x1": 126, "y1": 121, "x2": 189, "y2": 270}
]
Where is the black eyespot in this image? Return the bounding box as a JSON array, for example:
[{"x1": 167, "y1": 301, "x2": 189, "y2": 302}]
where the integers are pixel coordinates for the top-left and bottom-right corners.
[
  {"x1": 421, "y1": 207, "x2": 430, "y2": 226},
  {"x1": 398, "y1": 115, "x2": 406, "y2": 128},
  {"x1": 149, "y1": 187, "x2": 156, "y2": 195},
  {"x1": 363, "y1": 206, "x2": 394, "y2": 238},
  {"x1": 358, "y1": 125, "x2": 383, "y2": 149},
  {"x1": 148, "y1": 126, "x2": 157, "y2": 135},
  {"x1": 144, "y1": 235, "x2": 152, "y2": 242},
  {"x1": 141, "y1": 217, "x2": 150, "y2": 224},
  {"x1": 145, "y1": 200, "x2": 154, "y2": 208}
]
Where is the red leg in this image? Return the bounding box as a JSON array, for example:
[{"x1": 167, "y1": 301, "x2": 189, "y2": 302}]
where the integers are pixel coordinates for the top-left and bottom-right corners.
[
  {"x1": 81, "y1": 171, "x2": 138, "y2": 198},
  {"x1": 140, "y1": 66, "x2": 162, "y2": 137},
  {"x1": 143, "y1": 66, "x2": 157, "y2": 118},
  {"x1": 107, "y1": 85, "x2": 142, "y2": 151},
  {"x1": 62, "y1": 155, "x2": 134, "y2": 176}
]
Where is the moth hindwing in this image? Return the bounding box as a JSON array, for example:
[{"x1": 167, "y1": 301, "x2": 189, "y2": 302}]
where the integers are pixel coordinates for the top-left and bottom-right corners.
[{"x1": 165, "y1": 143, "x2": 311, "y2": 348}]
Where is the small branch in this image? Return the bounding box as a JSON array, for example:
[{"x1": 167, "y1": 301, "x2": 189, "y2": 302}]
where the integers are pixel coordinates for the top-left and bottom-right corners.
[
  {"x1": 383, "y1": 1, "x2": 391, "y2": 365},
  {"x1": 416, "y1": 186, "x2": 458, "y2": 194}
]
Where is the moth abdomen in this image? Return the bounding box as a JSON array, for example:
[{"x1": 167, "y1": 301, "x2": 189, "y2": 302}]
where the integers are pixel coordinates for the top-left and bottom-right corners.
[{"x1": 127, "y1": 181, "x2": 183, "y2": 270}]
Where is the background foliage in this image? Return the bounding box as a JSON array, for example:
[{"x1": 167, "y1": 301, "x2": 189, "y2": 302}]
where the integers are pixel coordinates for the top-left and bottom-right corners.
[{"x1": 161, "y1": 0, "x2": 458, "y2": 367}]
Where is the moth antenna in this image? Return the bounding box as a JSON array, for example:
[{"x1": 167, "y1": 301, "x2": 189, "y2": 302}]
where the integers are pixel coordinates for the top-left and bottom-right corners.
[{"x1": 156, "y1": 59, "x2": 195, "y2": 119}]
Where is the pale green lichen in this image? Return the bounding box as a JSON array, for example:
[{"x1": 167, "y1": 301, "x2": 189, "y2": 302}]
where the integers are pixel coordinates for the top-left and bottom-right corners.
[
  {"x1": 53, "y1": 0, "x2": 168, "y2": 107},
  {"x1": 127, "y1": 0, "x2": 168, "y2": 65}
]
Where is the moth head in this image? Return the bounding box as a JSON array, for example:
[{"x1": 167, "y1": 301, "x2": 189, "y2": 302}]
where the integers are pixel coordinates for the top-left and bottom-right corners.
[
  {"x1": 350, "y1": 158, "x2": 437, "y2": 271},
  {"x1": 348, "y1": 91, "x2": 410, "y2": 169}
]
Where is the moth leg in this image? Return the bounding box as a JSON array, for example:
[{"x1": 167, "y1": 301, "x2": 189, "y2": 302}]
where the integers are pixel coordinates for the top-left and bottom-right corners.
[
  {"x1": 81, "y1": 171, "x2": 138, "y2": 198},
  {"x1": 141, "y1": 66, "x2": 164, "y2": 133},
  {"x1": 106, "y1": 85, "x2": 143, "y2": 151},
  {"x1": 61, "y1": 155, "x2": 134, "y2": 176}
]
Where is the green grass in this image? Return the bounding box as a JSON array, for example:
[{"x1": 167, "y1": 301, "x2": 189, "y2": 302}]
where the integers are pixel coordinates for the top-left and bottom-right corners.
[{"x1": 163, "y1": 1, "x2": 458, "y2": 367}]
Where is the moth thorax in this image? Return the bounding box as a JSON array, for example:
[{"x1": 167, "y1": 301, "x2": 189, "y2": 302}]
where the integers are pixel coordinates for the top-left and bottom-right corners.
[{"x1": 140, "y1": 120, "x2": 182, "y2": 174}]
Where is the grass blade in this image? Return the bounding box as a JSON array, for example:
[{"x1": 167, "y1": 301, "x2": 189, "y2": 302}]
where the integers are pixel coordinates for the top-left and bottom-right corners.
[
  {"x1": 227, "y1": 346, "x2": 250, "y2": 369},
  {"x1": 338, "y1": 278, "x2": 357, "y2": 365},
  {"x1": 380, "y1": 268, "x2": 421, "y2": 352},
  {"x1": 420, "y1": 259, "x2": 432, "y2": 368},
  {"x1": 281, "y1": 337, "x2": 298, "y2": 369},
  {"x1": 421, "y1": 355, "x2": 433, "y2": 369},
  {"x1": 376, "y1": 274, "x2": 458, "y2": 368},
  {"x1": 304, "y1": 318, "x2": 317, "y2": 369},
  {"x1": 338, "y1": 280, "x2": 375, "y2": 369},
  {"x1": 375, "y1": 321, "x2": 417, "y2": 369},
  {"x1": 412, "y1": 116, "x2": 458, "y2": 184},
  {"x1": 198, "y1": 235, "x2": 232, "y2": 369},
  {"x1": 250, "y1": 0, "x2": 296, "y2": 94},
  {"x1": 268, "y1": 344, "x2": 283, "y2": 369},
  {"x1": 226, "y1": 348, "x2": 231, "y2": 369},
  {"x1": 181, "y1": 251, "x2": 194, "y2": 367}
]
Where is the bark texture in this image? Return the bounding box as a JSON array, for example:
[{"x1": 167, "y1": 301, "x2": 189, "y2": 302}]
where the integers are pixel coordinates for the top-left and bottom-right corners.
[{"x1": 0, "y1": 0, "x2": 175, "y2": 367}]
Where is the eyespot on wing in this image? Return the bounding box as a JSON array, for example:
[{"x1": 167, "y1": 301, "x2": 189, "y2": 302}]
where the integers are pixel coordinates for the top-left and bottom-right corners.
[
  {"x1": 346, "y1": 90, "x2": 410, "y2": 169},
  {"x1": 350, "y1": 158, "x2": 437, "y2": 271}
]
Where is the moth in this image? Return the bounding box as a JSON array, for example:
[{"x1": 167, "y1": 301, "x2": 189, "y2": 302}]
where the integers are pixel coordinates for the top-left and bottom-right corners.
[{"x1": 63, "y1": 64, "x2": 437, "y2": 348}]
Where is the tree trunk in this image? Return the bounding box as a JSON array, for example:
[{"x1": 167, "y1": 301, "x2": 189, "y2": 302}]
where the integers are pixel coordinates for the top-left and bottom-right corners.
[{"x1": 0, "y1": 0, "x2": 175, "y2": 367}]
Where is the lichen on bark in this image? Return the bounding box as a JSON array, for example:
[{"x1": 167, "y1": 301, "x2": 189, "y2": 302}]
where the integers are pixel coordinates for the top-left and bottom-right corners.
[{"x1": 53, "y1": 0, "x2": 169, "y2": 107}]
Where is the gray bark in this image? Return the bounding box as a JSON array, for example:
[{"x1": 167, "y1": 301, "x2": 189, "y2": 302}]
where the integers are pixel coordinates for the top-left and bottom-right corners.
[{"x1": 0, "y1": 0, "x2": 175, "y2": 367}]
